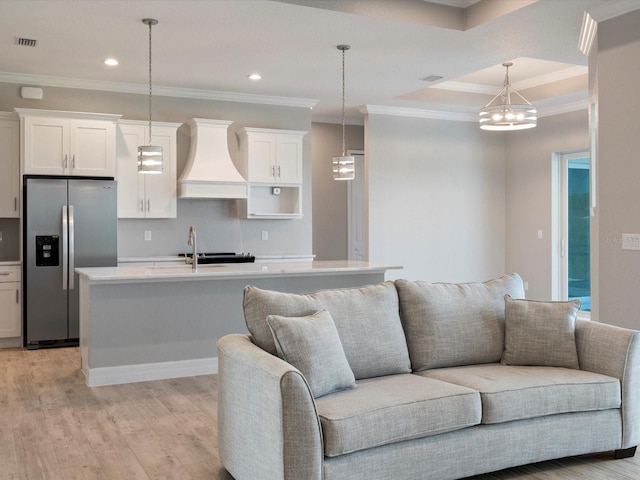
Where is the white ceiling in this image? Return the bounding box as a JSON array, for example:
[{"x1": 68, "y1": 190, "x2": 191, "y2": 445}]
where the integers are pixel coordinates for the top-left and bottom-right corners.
[{"x1": 1, "y1": 0, "x2": 639, "y2": 123}]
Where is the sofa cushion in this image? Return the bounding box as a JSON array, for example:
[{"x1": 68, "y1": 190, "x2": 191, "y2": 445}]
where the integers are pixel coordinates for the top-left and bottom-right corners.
[
  {"x1": 243, "y1": 282, "x2": 411, "y2": 380},
  {"x1": 501, "y1": 295, "x2": 581, "y2": 369},
  {"x1": 419, "y1": 363, "x2": 621, "y2": 424},
  {"x1": 267, "y1": 310, "x2": 356, "y2": 398},
  {"x1": 315, "y1": 374, "x2": 481, "y2": 457},
  {"x1": 396, "y1": 274, "x2": 525, "y2": 371}
]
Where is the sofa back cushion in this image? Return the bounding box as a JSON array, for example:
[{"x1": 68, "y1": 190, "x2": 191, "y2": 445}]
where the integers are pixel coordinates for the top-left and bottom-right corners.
[
  {"x1": 243, "y1": 282, "x2": 411, "y2": 380},
  {"x1": 396, "y1": 273, "x2": 525, "y2": 371}
]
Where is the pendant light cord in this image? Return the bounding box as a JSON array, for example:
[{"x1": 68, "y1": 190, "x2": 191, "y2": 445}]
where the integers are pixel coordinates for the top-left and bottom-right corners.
[
  {"x1": 147, "y1": 19, "x2": 153, "y2": 145},
  {"x1": 337, "y1": 45, "x2": 350, "y2": 156},
  {"x1": 341, "y1": 47, "x2": 346, "y2": 156}
]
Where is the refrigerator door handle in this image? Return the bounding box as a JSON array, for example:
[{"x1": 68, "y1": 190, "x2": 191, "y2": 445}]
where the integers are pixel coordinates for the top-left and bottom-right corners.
[
  {"x1": 69, "y1": 205, "x2": 75, "y2": 290},
  {"x1": 62, "y1": 205, "x2": 68, "y2": 291}
]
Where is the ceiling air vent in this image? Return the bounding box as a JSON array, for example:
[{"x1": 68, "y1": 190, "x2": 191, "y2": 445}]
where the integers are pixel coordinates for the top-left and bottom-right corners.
[
  {"x1": 421, "y1": 75, "x2": 444, "y2": 82},
  {"x1": 16, "y1": 37, "x2": 38, "y2": 47}
]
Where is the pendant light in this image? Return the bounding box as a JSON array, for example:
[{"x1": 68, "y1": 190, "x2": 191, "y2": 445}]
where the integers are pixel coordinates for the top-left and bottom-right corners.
[
  {"x1": 479, "y1": 62, "x2": 537, "y2": 131},
  {"x1": 332, "y1": 45, "x2": 355, "y2": 181},
  {"x1": 138, "y1": 18, "x2": 163, "y2": 174}
]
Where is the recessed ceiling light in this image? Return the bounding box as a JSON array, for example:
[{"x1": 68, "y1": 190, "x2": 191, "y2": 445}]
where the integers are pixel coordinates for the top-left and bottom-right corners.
[
  {"x1": 104, "y1": 58, "x2": 119, "y2": 66},
  {"x1": 247, "y1": 73, "x2": 262, "y2": 80}
]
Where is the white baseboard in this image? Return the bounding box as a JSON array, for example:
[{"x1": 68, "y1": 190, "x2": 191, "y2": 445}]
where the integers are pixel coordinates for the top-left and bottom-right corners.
[{"x1": 83, "y1": 357, "x2": 218, "y2": 387}]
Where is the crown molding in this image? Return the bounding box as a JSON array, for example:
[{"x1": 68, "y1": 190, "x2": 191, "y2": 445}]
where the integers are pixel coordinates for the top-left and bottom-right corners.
[
  {"x1": 537, "y1": 99, "x2": 589, "y2": 118},
  {"x1": 360, "y1": 105, "x2": 477, "y2": 122},
  {"x1": 359, "y1": 99, "x2": 587, "y2": 123},
  {"x1": 0, "y1": 71, "x2": 318, "y2": 109},
  {"x1": 435, "y1": 65, "x2": 587, "y2": 95}
]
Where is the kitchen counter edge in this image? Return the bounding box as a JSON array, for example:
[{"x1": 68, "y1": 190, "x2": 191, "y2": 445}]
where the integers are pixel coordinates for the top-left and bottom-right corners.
[{"x1": 76, "y1": 261, "x2": 402, "y2": 285}]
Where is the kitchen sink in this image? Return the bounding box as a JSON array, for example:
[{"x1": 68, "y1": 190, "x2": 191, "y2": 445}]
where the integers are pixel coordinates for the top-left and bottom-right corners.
[{"x1": 178, "y1": 252, "x2": 255, "y2": 264}]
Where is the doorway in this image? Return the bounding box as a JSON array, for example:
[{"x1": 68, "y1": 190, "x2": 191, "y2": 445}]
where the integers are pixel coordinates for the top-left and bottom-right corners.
[
  {"x1": 347, "y1": 150, "x2": 365, "y2": 261},
  {"x1": 556, "y1": 150, "x2": 591, "y2": 311}
]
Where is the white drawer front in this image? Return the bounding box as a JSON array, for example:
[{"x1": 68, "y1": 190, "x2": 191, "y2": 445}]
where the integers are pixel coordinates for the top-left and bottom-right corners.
[{"x1": 0, "y1": 266, "x2": 20, "y2": 283}]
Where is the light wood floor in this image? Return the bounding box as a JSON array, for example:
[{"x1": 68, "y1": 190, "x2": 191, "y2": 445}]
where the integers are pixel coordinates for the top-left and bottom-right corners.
[{"x1": 1, "y1": 347, "x2": 639, "y2": 480}]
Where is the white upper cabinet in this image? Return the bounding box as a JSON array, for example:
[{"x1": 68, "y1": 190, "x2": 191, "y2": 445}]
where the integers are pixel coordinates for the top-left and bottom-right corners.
[
  {"x1": 237, "y1": 128, "x2": 306, "y2": 185},
  {"x1": 117, "y1": 120, "x2": 179, "y2": 219},
  {"x1": 0, "y1": 114, "x2": 19, "y2": 218},
  {"x1": 16, "y1": 109, "x2": 121, "y2": 177}
]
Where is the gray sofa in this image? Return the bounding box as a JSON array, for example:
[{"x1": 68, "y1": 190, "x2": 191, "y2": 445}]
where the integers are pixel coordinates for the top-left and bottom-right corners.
[{"x1": 217, "y1": 274, "x2": 640, "y2": 480}]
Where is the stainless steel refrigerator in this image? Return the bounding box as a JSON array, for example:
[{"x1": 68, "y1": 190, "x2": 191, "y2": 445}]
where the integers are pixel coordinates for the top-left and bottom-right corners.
[{"x1": 23, "y1": 177, "x2": 117, "y2": 349}]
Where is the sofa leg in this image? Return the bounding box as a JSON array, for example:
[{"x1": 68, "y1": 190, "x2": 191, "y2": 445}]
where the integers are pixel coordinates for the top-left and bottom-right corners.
[{"x1": 614, "y1": 446, "x2": 637, "y2": 459}]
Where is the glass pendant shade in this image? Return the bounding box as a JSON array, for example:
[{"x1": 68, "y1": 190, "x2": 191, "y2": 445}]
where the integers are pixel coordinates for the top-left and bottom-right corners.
[
  {"x1": 332, "y1": 155, "x2": 355, "y2": 180},
  {"x1": 138, "y1": 145, "x2": 163, "y2": 174},
  {"x1": 479, "y1": 62, "x2": 537, "y2": 131}
]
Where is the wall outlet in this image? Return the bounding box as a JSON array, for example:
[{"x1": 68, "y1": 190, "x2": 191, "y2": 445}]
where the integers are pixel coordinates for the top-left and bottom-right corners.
[
  {"x1": 144, "y1": 230, "x2": 152, "y2": 241},
  {"x1": 622, "y1": 233, "x2": 640, "y2": 250},
  {"x1": 261, "y1": 230, "x2": 269, "y2": 241}
]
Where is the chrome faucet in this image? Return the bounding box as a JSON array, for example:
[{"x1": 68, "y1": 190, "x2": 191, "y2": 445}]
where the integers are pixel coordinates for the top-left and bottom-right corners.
[{"x1": 187, "y1": 225, "x2": 198, "y2": 271}]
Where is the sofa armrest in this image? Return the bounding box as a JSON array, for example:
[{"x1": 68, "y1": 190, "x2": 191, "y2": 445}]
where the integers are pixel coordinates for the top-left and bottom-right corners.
[
  {"x1": 217, "y1": 334, "x2": 323, "y2": 480},
  {"x1": 576, "y1": 319, "x2": 640, "y2": 448}
]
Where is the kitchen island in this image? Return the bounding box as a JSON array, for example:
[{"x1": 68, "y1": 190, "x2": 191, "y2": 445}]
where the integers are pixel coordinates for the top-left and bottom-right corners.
[{"x1": 76, "y1": 261, "x2": 401, "y2": 386}]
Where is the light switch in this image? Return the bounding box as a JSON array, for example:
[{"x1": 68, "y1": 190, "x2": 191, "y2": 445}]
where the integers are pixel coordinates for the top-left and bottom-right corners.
[
  {"x1": 144, "y1": 230, "x2": 152, "y2": 241},
  {"x1": 261, "y1": 230, "x2": 269, "y2": 241},
  {"x1": 537, "y1": 230, "x2": 543, "y2": 239}
]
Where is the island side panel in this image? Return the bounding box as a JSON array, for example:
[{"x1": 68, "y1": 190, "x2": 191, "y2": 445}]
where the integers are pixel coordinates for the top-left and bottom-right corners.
[{"x1": 81, "y1": 272, "x2": 384, "y2": 385}]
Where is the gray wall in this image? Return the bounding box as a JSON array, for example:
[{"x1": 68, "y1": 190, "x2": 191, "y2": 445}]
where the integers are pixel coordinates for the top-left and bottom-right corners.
[
  {"x1": 505, "y1": 109, "x2": 589, "y2": 301},
  {"x1": 594, "y1": 10, "x2": 640, "y2": 329},
  {"x1": 311, "y1": 122, "x2": 364, "y2": 261},
  {"x1": 0, "y1": 82, "x2": 313, "y2": 258},
  {"x1": 364, "y1": 113, "x2": 506, "y2": 282}
]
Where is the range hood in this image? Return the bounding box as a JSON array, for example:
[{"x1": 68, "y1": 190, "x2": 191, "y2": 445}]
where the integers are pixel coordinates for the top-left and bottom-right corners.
[{"x1": 178, "y1": 118, "x2": 248, "y2": 199}]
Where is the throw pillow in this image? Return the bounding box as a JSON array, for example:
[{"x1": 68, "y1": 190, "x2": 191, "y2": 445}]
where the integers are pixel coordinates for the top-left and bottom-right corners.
[
  {"x1": 501, "y1": 295, "x2": 581, "y2": 369},
  {"x1": 243, "y1": 282, "x2": 411, "y2": 380},
  {"x1": 267, "y1": 309, "x2": 356, "y2": 398}
]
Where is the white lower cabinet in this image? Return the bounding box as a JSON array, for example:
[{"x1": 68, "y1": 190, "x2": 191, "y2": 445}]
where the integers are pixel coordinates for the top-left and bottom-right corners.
[
  {"x1": 117, "y1": 121, "x2": 179, "y2": 218},
  {"x1": 0, "y1": 266, "x2": 21, "y2": 338}
]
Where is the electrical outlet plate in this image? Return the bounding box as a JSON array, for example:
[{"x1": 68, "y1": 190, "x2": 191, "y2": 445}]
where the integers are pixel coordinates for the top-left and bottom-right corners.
[
  {"x1": 622, "y1": 233, "x2": 640, "y2": 250},
  {"x1": 144, "y1": 230, "x2": 152, "y2": 241}
]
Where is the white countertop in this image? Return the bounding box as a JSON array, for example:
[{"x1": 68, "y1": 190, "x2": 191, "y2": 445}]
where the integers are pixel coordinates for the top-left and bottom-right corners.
[{"x1": 76, "y1": 260, "x2": 402, "y2": 285}]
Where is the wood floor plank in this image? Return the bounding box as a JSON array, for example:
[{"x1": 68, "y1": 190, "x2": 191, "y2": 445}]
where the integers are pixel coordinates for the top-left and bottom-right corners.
[{"x1": 1, "y1": 346, "x2": 639, "y2": 480}]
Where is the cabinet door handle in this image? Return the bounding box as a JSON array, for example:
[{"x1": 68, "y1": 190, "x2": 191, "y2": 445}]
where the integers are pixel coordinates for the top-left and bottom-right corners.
[
  {"x1": 277, "y1": 165, "x2": 281, "y2": 178},
  {"x1": 14, "y1": 197, "x2": 17, "y2": 211},
  {"x1": 72, "y1": 155, "x2": 76, "y2": 169},
  {"x1": 0, "y1": 272, "x2": 10, "y2": 276},
  {"x1": 16, "y1": 289, "x2": 19, "y2": 304},
  {"x1": 146, "y1": 199, "x2": 151, "y2": 212},
  {"x1": 140, "y1": 199, "x2": 144, "y2": 212},
  {"x1": 64, "y1": 154, "x2": 68, "y2": 169}
]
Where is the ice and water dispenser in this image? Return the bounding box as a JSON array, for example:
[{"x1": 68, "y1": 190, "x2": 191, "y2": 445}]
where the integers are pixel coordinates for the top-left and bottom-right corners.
[{"x1": 35, "y1": 235, "x2": 59, "y2": 267}]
